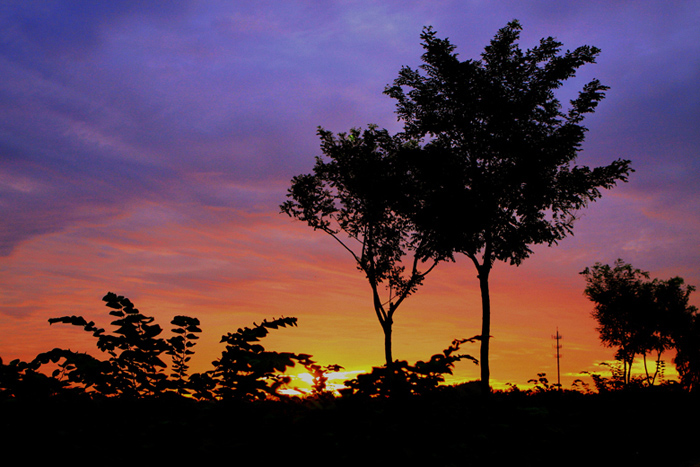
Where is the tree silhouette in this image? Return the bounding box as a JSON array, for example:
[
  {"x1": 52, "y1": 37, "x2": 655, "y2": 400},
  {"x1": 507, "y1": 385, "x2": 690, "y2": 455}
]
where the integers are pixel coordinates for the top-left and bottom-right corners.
[
  {"x1": 582, "y1": 260, "x2": 698, "y2": 387},
  {"x1": 581, "y1": 261, "x2": 652, "y2": 385},
  {"x1": 281, "y1": 126, "x2": 445, "y2": 368},
  {"x1": 384, "y1": 21, "x2": 632, "y2": 393},
  {"x1": 649, "y1": 276, "x2": 696, "y2": 386}
]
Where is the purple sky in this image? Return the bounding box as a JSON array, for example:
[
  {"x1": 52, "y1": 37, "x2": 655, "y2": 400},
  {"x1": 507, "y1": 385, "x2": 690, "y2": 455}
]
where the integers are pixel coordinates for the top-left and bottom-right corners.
[{"x1": 2, "y1": 1, "x2": 699, "y2": 388}]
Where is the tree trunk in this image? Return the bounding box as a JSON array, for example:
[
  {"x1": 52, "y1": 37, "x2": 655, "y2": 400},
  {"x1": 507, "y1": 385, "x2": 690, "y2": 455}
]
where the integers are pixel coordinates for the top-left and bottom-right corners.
[
  {"x1": 478, "y1": 269, "x2": 491, "y2": 395},
  {"x1": 623, "y1": 356, "x2": 634, "y2": 386},
  {"x1": 383, "y1": 319, "x2": 393, "y2": 368},
  {"x1": 382, "y1": 319, "x2": 396, "y2": 394}
]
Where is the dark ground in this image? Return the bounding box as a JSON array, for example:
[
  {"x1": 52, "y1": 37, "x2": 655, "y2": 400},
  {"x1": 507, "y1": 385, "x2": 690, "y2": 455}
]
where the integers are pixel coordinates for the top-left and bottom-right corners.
[{"x1": 2, "y1": 387, "x2": 699, "y2": 466}]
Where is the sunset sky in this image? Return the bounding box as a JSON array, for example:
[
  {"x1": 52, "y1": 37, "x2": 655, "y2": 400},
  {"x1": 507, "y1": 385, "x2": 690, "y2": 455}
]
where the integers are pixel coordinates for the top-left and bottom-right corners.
[{"x1": 2, "y1": 1, "x2": 699, "y2": 391}]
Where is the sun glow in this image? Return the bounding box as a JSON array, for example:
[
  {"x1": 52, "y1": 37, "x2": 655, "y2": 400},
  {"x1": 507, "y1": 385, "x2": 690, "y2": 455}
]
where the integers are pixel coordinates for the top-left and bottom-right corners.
[{"x1": 279, "y1": 370, "x2": 364, "y2": 396}]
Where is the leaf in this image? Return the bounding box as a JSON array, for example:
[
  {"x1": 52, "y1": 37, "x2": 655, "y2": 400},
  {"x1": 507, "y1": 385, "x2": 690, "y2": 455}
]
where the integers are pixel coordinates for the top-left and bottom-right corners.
[{"x1": 48, "y1": 316, "x2": 88, "y2": 327}]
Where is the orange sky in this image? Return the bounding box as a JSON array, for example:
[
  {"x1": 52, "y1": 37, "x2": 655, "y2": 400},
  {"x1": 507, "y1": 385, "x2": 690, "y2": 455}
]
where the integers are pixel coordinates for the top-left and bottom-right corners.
[{"x1": 3, "y1": 192, "x2": 696, "y2": 391}]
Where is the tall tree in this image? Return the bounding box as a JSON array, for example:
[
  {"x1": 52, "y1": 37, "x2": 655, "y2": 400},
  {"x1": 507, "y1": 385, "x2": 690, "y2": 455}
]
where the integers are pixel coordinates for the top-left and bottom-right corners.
[
  {"x1": 281, "y1": 126, "x2": 443, "y2": 368},
  {"x1": 385, "y1": 21, "x2": 632, "y2": 393}
]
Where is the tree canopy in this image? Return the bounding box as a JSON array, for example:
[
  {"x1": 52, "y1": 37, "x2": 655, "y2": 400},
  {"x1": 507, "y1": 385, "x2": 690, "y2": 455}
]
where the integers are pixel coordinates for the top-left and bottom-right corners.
[
  {"x1": 385, "y1": 20, "x2": 632, "y2": 392},
  {"x1": 386, "y1": 20, "x2": 631, "y2": 264}
]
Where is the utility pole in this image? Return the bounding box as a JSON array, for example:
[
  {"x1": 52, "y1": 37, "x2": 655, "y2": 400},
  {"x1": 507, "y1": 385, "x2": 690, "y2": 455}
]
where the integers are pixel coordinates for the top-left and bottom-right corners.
[{"x1": 552, "y1": 328, "x2": 563, "y2": 390}]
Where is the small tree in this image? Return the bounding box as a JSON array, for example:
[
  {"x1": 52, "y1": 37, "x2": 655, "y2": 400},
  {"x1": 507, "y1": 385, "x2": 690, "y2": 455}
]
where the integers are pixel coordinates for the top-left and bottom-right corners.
[
  {"x1": 581, "y1": 260, "x2": 652, "y2": 385},
  {"x1": 582, "y1": 260, "x2": 698, "y2": 388},
  {"x1": 385, "y1": 21, "x2": 632, "y2": 393},
  {"x1": 281, "y1": 126, "x2": 444, "y2": 368}
]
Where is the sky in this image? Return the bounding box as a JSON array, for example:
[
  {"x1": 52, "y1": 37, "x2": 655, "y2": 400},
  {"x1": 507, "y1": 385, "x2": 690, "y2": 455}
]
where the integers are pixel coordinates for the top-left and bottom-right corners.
[{"x1": 1, "y1": 0, "x2": 699, "y2": 391}]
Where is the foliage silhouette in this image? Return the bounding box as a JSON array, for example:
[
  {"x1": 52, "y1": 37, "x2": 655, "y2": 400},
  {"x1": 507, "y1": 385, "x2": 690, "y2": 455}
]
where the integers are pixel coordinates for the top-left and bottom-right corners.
[
  {"x1": 527, "y1": 373, "x2": 554, "y2": 393},
  {"x1": 0, "y1": 356, "x2": 68, "y2": 398},
  {"x1": 281, "y1": 126, "x2": 446, "y2": 368},
  {"x1": 342, "y1": 337, "x2": 478, "y2": 397},
  {"x1": 5, "y1": 292, "x2": 316, "y2": 401},
  {"x1": 582, "y1": 259, "x2": 698, "y2": 388},
  {"x1": 384, "y1": 20, "x2": 632, "y2": 394},
  {"x1": 4, "y1": 296, "x2": 700, "y2": 467},
  {"x1": 674, "y1": 311, "x2": 700, "y2": 391},
  {"x1": 166, "y1": 315, "x2": 201, "y2": 395},
  {"x1": 31, "y1": 347, "x2": 113, "y2": 395},
  {"x1": 504, "y1": 372, "x2": 589, "y2": 394},
  {"x1": 581, "y1": 362, "x2": 637, "y2": 393},
  {"x1": 303, "y1": 362, "x2": 344, "y2": 397},
  {"x1": 42, "y1": 292, "x2": 171, "y2": 396},
  {"x1": 3, "y1": 379, "x2": 700, "y2": 467},
  {"x1": 209, "y1": 316, "x2": 314, "y2": 401}
]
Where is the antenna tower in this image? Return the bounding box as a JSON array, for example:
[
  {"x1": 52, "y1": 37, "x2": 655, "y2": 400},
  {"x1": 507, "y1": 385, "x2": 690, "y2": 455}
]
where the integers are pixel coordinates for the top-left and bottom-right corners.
[{"x1": 552, "y1": 328, "x2": 563, "y2": 390}]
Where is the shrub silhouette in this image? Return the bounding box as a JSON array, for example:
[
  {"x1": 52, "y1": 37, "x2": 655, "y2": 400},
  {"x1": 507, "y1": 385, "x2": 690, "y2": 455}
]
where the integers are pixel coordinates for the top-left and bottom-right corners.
[
  {"x1": 1, "y1": 294, "x2": 476, "y2": 401},
  {"x1": 166, "y1": 315, "x2": 201, "y2": 395},
  {"x1": 3, "y1": 292, "x2": 316, "y2": 401},
  {"x1": 36, "y1": 292, "x2": 173, "y2": 397},
  {"x1": 343, "y1": 337, "x2": 478, "y2": 397},
  {"x1": 0, "y1": 356, "x2": 68, "y2": 398},
  {"x1": 209, "y1": 316, "x2": 313, "y2": 401},
  {"x1": 303, "y1": 362, "x2": 344, "y2": 397}
]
